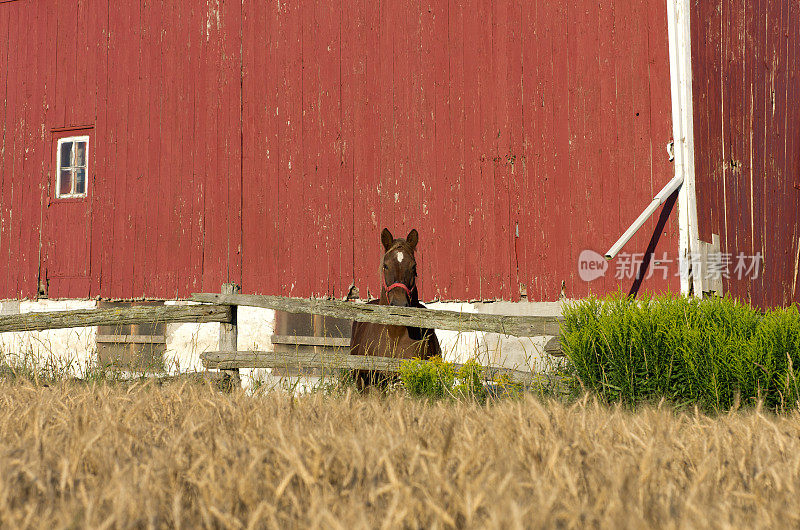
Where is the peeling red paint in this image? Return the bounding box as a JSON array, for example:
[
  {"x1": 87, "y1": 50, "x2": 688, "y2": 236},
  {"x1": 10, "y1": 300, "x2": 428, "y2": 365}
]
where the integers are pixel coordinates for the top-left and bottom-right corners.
[{"x1": 692, "y1": 0, "x2": 800, "y2": 307}]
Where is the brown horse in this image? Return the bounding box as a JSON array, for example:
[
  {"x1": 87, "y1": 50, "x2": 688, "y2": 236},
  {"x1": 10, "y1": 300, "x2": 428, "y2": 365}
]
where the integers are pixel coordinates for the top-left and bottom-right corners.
[{"x1": 350, "y1": 228, "x2": 441, "y2": 387}]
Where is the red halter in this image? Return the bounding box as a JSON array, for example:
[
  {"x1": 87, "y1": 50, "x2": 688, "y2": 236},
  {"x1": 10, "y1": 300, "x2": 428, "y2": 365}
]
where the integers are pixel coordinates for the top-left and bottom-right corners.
[{"x1": 382, "y1": 272, "x2": 414, "y2": 299}]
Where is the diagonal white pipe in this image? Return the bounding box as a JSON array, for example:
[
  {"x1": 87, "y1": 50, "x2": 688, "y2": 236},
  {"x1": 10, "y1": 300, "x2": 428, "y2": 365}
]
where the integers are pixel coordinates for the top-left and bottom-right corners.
[{"x1": 603, "y1": 174, "x2": 684, "y2": 260}]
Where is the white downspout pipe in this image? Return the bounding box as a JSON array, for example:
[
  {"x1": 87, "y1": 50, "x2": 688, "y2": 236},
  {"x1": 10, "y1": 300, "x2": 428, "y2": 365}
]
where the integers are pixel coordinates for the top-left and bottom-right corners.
[
  {"x1": 666, "y1": 0, "x2": 702, "y2": 295},
  {"x1": 604, "y1": 173, "x2": 684, "y2": 260}
]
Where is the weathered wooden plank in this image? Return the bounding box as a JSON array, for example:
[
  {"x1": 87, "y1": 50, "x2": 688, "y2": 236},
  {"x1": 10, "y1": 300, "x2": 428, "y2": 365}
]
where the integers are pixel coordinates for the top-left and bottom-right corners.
[
  {"x1": 192, "y1": 293, "x2": 564, "y2": 337},
  {"x1": 200, "y1": 350, "x2": 560, "y2": 386},
  {"x1": 462, "y1": 0, "x2": 480, "y2": 300},
  {"x1": 542, "y1": 336, "x2": 563, "y2": 356},
  {"x1": 271, "y1": 335, "x2": 352, "y2": 348},
  {"x1": 219, "y1": 283, "x2": 241, "y2": 387},
  {"x1": 270, "y1": 333, "x2": 561, "y2": 355},
  {"x1": 203, "y1": 350, "x2": 397, "y2": 371},
  {"x1": 277, "y1": 0, "x2": 303, "y2": 297},
  {"x1": 0, "y1": 5, "x2": 10, "y2": 298},
  {"x1": 0, "y1": 304, "x2": 231, "y2": 333}
]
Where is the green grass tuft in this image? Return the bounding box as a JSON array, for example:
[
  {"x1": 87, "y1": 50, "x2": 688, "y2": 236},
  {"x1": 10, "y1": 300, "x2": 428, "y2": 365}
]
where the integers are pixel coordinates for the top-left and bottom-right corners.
[{"x1": 561, "y1": 293, "x2": 800, "y2": 411}]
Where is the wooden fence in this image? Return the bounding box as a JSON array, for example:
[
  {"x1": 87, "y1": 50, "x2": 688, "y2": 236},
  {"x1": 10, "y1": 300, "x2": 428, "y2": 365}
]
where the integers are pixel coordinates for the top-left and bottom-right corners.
[
  {"x1": 0, "y1": 284, "x2": 565, "y2": 386},
  {"x1": 0, "y1": 304, "x2": 232, "y2": 332}
]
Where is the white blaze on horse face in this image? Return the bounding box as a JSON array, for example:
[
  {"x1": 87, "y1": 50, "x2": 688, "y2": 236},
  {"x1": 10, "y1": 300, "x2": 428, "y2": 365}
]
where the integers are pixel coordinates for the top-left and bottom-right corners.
[{"x1": 396, "y1": 251, "x2": 404, "y2": 264}]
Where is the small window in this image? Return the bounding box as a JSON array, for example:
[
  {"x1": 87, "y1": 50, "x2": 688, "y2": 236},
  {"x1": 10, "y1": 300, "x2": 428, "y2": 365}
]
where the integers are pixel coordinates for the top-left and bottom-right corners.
[{"x1": 55, "y1": 136, "x2": 89, "y2": 198}]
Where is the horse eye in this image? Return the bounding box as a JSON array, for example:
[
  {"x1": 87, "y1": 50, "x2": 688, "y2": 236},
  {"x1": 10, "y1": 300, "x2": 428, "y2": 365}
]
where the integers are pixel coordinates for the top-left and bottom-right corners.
[{"x1": 383, "y1": 264, "x2": 388, "y2": 270}]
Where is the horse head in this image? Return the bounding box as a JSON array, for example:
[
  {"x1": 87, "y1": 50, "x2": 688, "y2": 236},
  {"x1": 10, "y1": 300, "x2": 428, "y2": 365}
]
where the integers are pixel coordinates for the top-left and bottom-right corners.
[{"x1": 379, "y1": 227, "x2": 419, "y2": 307}]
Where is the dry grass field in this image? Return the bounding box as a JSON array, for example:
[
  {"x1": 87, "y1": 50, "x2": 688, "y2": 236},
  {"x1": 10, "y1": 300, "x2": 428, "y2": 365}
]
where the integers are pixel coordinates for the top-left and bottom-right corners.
[{"x1": 2, "y1": 381, "x2": 800, "y2": 529}]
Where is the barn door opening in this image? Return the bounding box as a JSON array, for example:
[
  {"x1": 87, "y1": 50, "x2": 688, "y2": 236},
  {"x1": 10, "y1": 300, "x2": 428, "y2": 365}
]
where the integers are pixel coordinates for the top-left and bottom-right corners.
[{"x1": 41, "y1": 128, "x2": 93, "y2": 298}]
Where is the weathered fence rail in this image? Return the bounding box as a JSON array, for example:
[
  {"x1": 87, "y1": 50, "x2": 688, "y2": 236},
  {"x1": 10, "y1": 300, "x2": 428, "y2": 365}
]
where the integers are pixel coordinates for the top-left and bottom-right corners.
[
  {"x1": 200, "y1": 351, "x2": 560, "y2": 386},
  {"x1": 0, "y1": 304, "x2": 232, "y2": 333},
  {"x1": 192, "y1": 292, "x2": 564, "y2": 337}
]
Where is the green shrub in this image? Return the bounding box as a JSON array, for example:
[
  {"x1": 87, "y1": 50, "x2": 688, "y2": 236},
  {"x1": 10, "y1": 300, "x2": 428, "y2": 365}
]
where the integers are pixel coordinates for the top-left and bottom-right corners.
[
  {"x1": 399, "y1": 357, "x2": 486, "y2": 400},
  {"x1": 453, "y1": 359, "x2": 487, "y2": 400},
  {"x1": 561, "y1": 293, "x2": 800, "y2": 410},
  {"x1": 399, "y1": 357, "x2": 455, "y2": 399}
]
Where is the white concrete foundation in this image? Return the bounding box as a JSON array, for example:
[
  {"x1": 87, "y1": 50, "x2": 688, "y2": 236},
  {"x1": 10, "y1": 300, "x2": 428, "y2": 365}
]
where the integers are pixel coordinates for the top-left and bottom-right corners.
[{"x1": 0, "y1": 299, "x2": 97, "y2": 377}]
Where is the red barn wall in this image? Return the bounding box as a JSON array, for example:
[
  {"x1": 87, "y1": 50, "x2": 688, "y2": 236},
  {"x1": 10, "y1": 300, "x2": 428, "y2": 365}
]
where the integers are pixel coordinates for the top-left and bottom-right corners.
[
  {"x1": 692, "y1": 1, "x2": 800, "y2": 308},
  {"x1": 0, "y1": 0, "x2": 243, "y2": 300},
  {"x1": 0, "y1": 0, "x2": 680, "y2": 302}
]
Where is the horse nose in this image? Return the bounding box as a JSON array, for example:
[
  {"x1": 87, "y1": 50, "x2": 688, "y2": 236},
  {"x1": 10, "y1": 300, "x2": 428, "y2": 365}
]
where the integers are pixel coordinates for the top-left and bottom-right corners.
[{"x1": 389, "y1": 296, "x2": 409, "y2": 307}]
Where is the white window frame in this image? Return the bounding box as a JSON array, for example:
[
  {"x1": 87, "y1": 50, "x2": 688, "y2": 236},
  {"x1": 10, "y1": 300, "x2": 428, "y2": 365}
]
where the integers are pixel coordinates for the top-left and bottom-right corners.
[{"x1": 55, "y1": 135, "x2": 90, "y2": 198}]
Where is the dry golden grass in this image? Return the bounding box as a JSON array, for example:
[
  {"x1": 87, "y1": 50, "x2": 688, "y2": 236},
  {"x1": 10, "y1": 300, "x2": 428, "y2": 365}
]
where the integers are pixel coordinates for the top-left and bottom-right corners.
[{"x1": 1, "y1": 381, "x2": 800, "y2": 529}]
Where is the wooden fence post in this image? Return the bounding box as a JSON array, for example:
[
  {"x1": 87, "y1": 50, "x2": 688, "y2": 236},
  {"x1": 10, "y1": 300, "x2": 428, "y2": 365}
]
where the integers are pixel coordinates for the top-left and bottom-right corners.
[{"x1": 219, "y1": 283, "x2": 240, "y2": 389}]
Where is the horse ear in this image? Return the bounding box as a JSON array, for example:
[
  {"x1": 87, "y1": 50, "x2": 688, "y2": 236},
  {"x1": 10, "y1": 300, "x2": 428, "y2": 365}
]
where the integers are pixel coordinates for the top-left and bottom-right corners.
[
  {"x1": 406, "y1": 229, "x2": 419, "y2": 251},
  {"x1": 381, "y1": 228, "x2": 394, "y2": 250}
]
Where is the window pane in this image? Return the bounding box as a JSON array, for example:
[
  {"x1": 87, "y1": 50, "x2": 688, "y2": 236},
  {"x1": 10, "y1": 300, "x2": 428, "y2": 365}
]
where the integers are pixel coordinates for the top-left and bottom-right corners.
[
  {"x1": 60, "y1": 142, "x2": 73, "y2": 169},
  {"x1": 75, "y1": 168, "x2": 86, "y2": 195},
  {"x1": 74, "y1": 141, "x2": 86, "y2": 167},
  {"x1": 59, "y1": 169, "x2": 73, "y2": 196}
]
